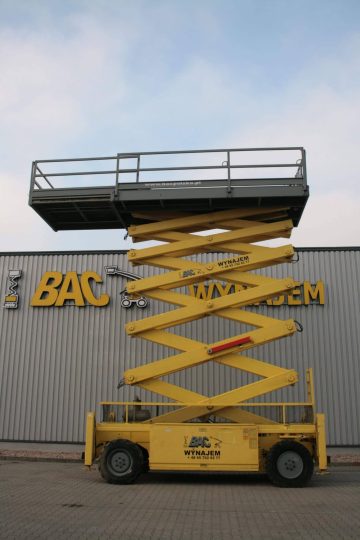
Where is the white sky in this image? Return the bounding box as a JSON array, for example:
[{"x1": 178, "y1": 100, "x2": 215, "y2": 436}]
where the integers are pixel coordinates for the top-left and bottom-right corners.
[{"x1": 0, "y1": 0, "x2": 359, "y2": 251}]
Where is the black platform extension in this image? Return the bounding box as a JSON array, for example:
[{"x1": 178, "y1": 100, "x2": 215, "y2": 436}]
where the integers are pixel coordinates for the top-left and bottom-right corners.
[{"x1": 29, "y1": 147, "x2": 309, "y2": 231}]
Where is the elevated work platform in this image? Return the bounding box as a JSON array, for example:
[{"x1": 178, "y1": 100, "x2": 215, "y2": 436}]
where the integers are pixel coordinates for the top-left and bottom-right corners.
[{"x1": 29, "y1": 147, "x2": 309, "y2": 230}]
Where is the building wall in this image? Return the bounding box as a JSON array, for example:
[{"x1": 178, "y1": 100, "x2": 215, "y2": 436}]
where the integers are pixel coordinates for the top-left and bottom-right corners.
[{"x1": 0, "y1": 248, "x2": 359, "y2": 446}]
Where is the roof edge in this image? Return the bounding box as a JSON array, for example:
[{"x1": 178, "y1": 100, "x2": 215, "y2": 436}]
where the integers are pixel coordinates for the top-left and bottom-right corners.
[{"x1": 0, "y1": 247, "x2": 360, "y2": 257}]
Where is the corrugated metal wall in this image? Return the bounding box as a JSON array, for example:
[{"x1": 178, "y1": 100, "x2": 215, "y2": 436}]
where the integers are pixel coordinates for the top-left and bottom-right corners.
[{"x1": 0, "y1": 248, "x2": 359, "y2": 445}]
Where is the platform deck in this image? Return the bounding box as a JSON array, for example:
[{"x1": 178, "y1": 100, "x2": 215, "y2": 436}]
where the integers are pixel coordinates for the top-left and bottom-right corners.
[{"x1": 28, "y1": 147, "x2": 309, "y2": 230}]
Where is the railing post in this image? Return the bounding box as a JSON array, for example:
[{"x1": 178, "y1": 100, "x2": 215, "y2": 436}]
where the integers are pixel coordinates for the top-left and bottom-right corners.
[
  {"x1": 29, "y1": 161, "x2": 36, "y2": 202},
  {"x1": 29, "y1": 161, "x2": 42, "y2": 199},
  {"x1": 301, "y1": 147, "x2": 307, "y2": 186},
  {"x1": 115, "y1": 153, "x2": 120, "y2": 192},
  {"x1": 136, "y1": 155, "x2": 140, "y2": 182},
  {"x1": 227, "y1": 151, "x2": 231, "y2": 193}
]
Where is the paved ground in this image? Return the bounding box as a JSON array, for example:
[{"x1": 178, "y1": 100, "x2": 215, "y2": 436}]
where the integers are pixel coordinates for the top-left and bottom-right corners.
[{"x1": 1, "y1": 462, "x2": 360, "y2": 539}]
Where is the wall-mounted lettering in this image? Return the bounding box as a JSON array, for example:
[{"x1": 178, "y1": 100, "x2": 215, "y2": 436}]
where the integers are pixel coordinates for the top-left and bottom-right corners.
[
  {"x1": 188, "y1": 280, "x2": 325, "y2": 306},
  {"x1": 31, "y1": 271, "x2": 110, "y2": 307}
]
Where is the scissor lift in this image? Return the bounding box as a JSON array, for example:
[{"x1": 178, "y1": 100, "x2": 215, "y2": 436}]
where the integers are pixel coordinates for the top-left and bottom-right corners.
[{"x1": 29, "y1": 147, "x2": 327, "y2": 487}]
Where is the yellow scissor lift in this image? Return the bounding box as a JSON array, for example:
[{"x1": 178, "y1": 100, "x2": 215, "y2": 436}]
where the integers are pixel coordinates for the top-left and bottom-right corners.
[{"x1": 29, "y1": 147, "x2": 327, "y2": 486}]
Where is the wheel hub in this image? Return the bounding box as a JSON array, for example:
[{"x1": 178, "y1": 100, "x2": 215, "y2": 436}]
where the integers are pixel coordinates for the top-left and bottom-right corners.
[
  {"x1": 109, "y1": 450, "x2": 131, "y2": 475},
  {"x1": 277, "y1": 450, "x2": 304, "y2": 479}
]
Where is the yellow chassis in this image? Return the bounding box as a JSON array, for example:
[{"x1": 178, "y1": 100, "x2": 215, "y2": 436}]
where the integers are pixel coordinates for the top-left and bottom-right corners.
[
  {"x1": 85, "y1": 207, "x2": 327, "y2": 480},
  {"x1": 85, "y1": 402, "x2": 327, "y2": 473}
]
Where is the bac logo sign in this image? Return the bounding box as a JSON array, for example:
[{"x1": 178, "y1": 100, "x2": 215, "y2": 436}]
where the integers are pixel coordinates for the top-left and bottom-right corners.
[{"x1": 31, "y1": 271, "x2": 109, "y2": 307}]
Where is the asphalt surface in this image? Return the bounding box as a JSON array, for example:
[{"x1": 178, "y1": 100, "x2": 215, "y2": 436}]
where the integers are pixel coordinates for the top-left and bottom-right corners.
[{"x1": 1, "y1": 461, "x2": 360, "y2": 539}]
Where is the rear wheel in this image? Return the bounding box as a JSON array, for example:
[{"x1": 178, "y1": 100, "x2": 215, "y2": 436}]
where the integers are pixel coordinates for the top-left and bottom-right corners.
[
  {"x1": 99, "y1": 439, "x2": 144, "y2": 484},
  {"x1": 266, "y1": 440, "x2": 314, "y2": 487}
]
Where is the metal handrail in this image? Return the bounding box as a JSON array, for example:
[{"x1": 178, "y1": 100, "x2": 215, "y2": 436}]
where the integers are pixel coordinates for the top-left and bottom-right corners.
[
  {"x1": 101, "y1": 400, "x2": 314, "y2": 426},
  {"x1": 30, "y1": 147, "x2": 306, "y2": 192},
  {"x1": 100, "y1": 401, "x2": 313, "y2": 406}
]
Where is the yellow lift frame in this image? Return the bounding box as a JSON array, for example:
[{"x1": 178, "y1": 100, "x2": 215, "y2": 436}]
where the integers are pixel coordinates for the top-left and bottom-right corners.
[{"x1": 85, "y1": 206, "x2": 327, "y2": 487}]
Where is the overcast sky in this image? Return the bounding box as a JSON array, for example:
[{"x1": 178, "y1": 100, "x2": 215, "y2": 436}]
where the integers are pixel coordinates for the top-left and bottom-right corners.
[{"x1": 1, "y1": 0, "x2": 359, "y2": 251}]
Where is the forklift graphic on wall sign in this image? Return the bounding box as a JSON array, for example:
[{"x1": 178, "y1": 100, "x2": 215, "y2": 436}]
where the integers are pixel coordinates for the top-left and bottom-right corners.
[{"x1": 104, "y1": 266, "x2": 148, "y2": 309}]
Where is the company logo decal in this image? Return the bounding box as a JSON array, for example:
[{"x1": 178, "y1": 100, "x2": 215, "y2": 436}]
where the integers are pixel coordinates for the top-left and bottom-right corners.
[
  {"x1": 4, "y1": 270, "x2": 22, "y2": 309},
  {"x1": 183, "y1": 435, "x2": 222, "y2": 460},
  {"x1": 217, "y1": 255, "x2": 250, "y2": 268},
  {"x1": 31, "y1": 271, "x2": 110, "y2": 307},
  {"x1": 105, "y1": 266, "x2": 148, "y2": 309}
]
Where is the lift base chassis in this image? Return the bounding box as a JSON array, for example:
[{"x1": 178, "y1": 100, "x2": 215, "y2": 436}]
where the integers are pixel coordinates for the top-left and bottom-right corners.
[{"x1": 85, "y1": 409, "x2": 327, "y2": 474}]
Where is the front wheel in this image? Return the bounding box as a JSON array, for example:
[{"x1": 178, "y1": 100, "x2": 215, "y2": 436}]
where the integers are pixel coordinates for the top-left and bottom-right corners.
[
  {"x1": 266, "y1": 440, "x2": 314, "y2": 487},
  {"x1": 99, "y1": 439, "x2": 144, "y2": 484}
]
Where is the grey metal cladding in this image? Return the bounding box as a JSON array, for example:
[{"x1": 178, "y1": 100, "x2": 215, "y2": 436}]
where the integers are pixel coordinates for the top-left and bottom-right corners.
[{"x1": 0, "y1": 248, "x2": 359, "y2": 445}]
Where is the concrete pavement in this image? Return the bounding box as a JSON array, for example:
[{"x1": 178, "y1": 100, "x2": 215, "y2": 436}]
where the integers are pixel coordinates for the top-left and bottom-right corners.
[{"x1": 1, "y1": 461, "x2": 360, "y2": 539}]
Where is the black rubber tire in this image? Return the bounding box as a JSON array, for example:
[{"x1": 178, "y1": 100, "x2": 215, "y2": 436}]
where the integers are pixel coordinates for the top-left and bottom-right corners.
[
  {"x1": 138, "y1": 445, "x2": 150, "y2": 473},
  {"x1": 266, "y1": 440, "x2": 314, "y2": 488},
  {"x1": 98, "y1": 460, "x2": 106, "y2": 480},
  {"x1": 99, "y1": 439, "x2": 144, "y2": 484}
]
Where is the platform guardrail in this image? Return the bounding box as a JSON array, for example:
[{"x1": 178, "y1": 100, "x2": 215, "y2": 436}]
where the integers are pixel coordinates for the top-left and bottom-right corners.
[{"x1": 30, "y1": 147, "x2": 307, "y2": 194}]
